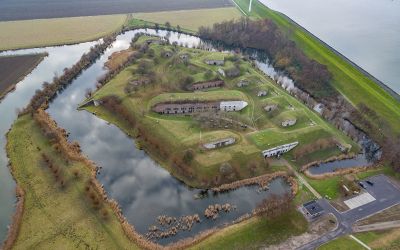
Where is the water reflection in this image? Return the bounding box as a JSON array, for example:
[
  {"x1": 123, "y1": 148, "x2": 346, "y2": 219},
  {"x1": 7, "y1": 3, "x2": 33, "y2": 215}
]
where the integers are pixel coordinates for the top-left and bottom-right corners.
[
  {"x1": 46, "y1": 30, "x2": 289, "y2": 244},
  {"x1": 308, "y1": 154, "x2": 373, "y2": 175},
  {"x1": 0, "y1": 41, "x2": 97, "y2": 241},
  {"x1": 1, "y1": 27, "x2": 379, "y2": 244}
]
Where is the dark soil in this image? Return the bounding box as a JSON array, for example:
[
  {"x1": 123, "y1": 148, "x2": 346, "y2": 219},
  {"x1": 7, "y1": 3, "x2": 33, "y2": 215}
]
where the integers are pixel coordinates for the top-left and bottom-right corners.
[
  {"x1": 0, "y1": 0, "x2": 232, "y2": 21},
  {"x1": 0, "y1": 54, "x2": 45, "y2": 99}
]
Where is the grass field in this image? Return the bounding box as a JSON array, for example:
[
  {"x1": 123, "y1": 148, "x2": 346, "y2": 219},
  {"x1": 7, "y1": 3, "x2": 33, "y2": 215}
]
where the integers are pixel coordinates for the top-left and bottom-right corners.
[
  {"x1": 82, "y1": 35, "x2": 356, "y2": 187},
  {"x1": 233, "y1": 0, "x2": 400, "y2": 136},
  {"x1": 355, "y1": 229, "x2": 400, "y2": 249},
  {"x1": 6, "y1": 114, "x2": 138, "y2": 249},
  {"x1": 318, "y1": 236, "x2": 364, "y2": 250},
  {"x1": 0, "y1": 53, "x2": 45, "y2": 99},
  {"x1": 133, "y1": 7, "x2": 241, "y2": 31},
  {"x1": 0, "y1": 15, "x2": 127, "y2": 51},
  {"x1": 189, "y1": 209, "x2": 307, "y2": 249},
  {"x1": 304, "y1": 165, "x2": 399, "y2": 200}
]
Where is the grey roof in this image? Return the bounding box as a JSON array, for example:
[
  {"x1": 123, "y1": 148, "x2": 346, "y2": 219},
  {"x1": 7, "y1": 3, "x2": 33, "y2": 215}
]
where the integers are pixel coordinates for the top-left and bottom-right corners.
[{"x1": 303, "y1": 200, "x2": 323, "y2": 215}]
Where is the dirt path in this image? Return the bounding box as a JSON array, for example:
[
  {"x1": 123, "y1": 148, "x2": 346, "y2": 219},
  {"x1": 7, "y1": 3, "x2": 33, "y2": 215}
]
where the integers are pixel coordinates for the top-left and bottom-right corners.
[{"x1": 285, "y1": 160, "x2": 322, "y2": 199}]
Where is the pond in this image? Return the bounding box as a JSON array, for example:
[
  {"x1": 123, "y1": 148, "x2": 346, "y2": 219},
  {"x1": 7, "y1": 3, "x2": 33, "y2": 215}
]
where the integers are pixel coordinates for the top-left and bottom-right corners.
[{"x1": 307, "y1": 154, "x2": 374, "y2": 175}]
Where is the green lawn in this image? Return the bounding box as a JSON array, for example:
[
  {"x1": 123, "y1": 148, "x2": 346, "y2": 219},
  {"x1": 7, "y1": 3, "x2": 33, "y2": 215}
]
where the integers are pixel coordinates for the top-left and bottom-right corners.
[
  {"x1": 318, "y1": 236, "x2": 364, "y2": 250},
  {"x1": 305, "y1": 165, "x2": 398, "y2": 200},
  {"x1": 189, "y1": 209, "x2": 307, "y2": 250},
  {"x1": 83, "y1": 35, "x2": 357, "y2": 187},
  {"x1": 6, "y1": 114, "x2": 138, "y2": 249}
]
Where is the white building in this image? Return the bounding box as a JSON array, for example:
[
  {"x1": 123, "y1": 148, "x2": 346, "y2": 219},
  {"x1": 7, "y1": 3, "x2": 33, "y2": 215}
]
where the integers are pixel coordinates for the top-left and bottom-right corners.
[
  {"x1": 257, "y1": 90, "x2": 267, "y2": 97},
  {"x1": 220, "y1": 101, "x2": 248, "y2": 112},
  {"x1": 218, "y1": 68, "x2": 226, "y2": 77},
  {"x1": 261, "y1": 142, "x2": 299, "y2": 158},
  {"x1": 203, "y1": 137, "x2": 236, "y2": 149},
  {"x1": 282, "y1": 119, "x2": 297, "y2": 127}
]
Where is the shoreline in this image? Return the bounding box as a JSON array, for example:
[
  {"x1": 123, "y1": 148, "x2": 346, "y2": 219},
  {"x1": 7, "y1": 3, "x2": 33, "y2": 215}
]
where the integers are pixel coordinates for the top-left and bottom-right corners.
[
  {"x1": 0, "y1": 53, "x2": 47, "y2": 103},
  {"x1": 3, "y1": 109, "x2": 299, "y2": 249},
  {"x1": 257, "y1": 2, "x2": 400, "y2": 101},
  {"x1": 300, "y1": 153, "x2": 357, "y2": 173}
]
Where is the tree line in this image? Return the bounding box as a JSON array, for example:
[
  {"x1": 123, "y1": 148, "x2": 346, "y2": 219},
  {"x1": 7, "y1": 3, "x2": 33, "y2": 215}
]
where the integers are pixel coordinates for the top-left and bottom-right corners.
[
  {"x1": 199, "y1": 18, "x2": 336, "y2": 99},
  {"x1": 23, "y1": 34, "x2": 117, "y2": 114},
  {"x1": 200, "y1": 18, "x2": 400, "y2": 173}
]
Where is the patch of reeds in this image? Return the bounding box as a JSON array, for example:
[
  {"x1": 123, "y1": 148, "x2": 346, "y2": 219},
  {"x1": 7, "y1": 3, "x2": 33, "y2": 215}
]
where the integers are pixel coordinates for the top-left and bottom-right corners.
[{"x1": 1, "y1": 186, "x2": 25, "y2": 250}]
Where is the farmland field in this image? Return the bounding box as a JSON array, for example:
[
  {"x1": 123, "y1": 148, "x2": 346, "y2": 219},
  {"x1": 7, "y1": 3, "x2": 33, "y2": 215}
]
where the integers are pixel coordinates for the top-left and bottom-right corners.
[
  {"x1": 0, "y1": 54, "x2": 46, "y2": 100},
  {"x1": 134, "y1": 7, "x2": 242, "y2": 31},
  {"x1": 0, "y1": 0, "x2": 232, "y2": 21},
  {"x1": 0, "y1": 15, "x2": 127, "y2": 51}
]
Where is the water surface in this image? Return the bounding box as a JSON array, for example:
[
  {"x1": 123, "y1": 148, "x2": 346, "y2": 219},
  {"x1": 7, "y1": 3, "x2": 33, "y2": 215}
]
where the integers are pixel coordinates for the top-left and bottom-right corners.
[
  {"x1": 259, "y1": 0, "x2": 400, "y2": 93},
  {"x1": 0, "y1": 41, "x2": 97, "y2": 241}
]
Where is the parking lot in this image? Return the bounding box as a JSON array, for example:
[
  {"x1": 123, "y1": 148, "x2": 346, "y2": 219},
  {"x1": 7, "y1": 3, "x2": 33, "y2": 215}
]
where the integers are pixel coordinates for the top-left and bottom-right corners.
[{"x1": 299, "y1": 174, "x2": 400, "y2": 249}]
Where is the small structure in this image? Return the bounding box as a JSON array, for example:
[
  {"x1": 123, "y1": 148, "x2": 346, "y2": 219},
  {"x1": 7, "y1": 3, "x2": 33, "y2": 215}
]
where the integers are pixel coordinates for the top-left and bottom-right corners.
[
  {"x1": 145, "y1": 39, "x2": 163, "y2": 45},
  {"x1": 129, "y1": 77, "x2": 151, "y2": 87},
  {"x1": 217, "y1": 68, "x2": 225, "y2": 77},
  {"x1": 281, "y1": 119, "x2": 297, "y2": 127},
  {"x1": 220, "y1": 101, "x2": 248, "y2": 112},
  {"x1": 162, "y1": 50, "x2": 173, "y2": 58},
  {"x1": 179, "y1": 53, "x2": 189, "y2": 60},
  {"x1": 93, "y1": 100, "x2": 100, "y2": 107},
  {"x1": 261, "y1": 141, "x2": 298, "y2": 158},
  {"x1": 336, "y1": 142, "x2": 351, "y2": 153},
  {"x1": 152, "y1": 101, "x2": 219, "y2": 115},
  {"x1": 203, "y1": 138, "x2": 235, "y2": 149},
  {"x1": 237, "y1": 80, "x2": 249, "y2": 88},
  {"x1": 205, "y1": 55, "x2": 224, "y2": 66},
  {"x1": 257, "y1": 90, "x2": 267, "y2": 97},
  {"x1": 313, "y1": 103, "x2": 324, "y2": 114},
  {"x1": 188, "y1": 80, "x2": 224, "y2": 91},
  {"x1": 264, "y1": 104, "x2": 278, "y2": 112},
  {"x1": 302, "y1": 200, "x2": 323, "y2": 219}
]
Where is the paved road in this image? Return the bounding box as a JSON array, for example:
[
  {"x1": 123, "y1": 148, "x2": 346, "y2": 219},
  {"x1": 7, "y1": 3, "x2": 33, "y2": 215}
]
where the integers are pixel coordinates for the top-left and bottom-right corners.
[
  {"x1": 354, "y1": 219, "x2": 400, "y2": 232},
  {"x1": 297, "y1": 175, "x2": 400, "y2": 250}
]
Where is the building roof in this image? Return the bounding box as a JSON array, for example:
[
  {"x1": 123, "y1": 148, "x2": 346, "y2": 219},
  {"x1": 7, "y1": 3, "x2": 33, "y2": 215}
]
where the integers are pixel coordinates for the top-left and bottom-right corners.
[
  {"x1": 303, "y1": 200, "x2": 323, "y2": 216},
  {"x1": 220, "y1": 101, "x2": 248, "y2": 109}
]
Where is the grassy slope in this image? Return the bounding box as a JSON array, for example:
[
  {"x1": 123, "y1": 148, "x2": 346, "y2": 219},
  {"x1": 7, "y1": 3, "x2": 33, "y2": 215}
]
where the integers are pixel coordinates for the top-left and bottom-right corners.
[
  {"x1": 305, "y1": 166, "x2": 399, "y2": 199},
  {"x1": 355, "y1": 229, "x2": 400, "y2": 249},
  {"x1": 189, "y1": 209, "x2": 307, "y2": 250},
  {"x1": 6, "y1": 115, "x2": 138, "y2": 249},
  {"x1": 0, "y1": 14, "x2": 127, "y2": 51},
  {"x1": 134, "y1": 7, "x2": 242, "y2": 32},
  {"x1": 234, "y1": 0, "x2": 400, "y2": 135},
  {"x1": 318, "y1": 236, "x2": 364, "y2": 250},
  {"x1": 83, "y1": 39, "x2": 356, "y2": 186}
]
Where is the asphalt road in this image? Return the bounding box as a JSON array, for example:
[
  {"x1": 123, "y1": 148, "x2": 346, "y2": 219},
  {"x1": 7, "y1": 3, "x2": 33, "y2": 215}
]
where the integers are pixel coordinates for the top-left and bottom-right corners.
[{"x1": 298, "y1": 175, "x2": 400, "y2": 250}]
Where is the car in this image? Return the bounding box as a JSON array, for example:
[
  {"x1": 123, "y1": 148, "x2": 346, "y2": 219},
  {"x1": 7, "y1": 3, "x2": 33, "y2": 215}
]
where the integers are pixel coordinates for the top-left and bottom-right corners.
[
  {"x1": 359, "y1": 182, "x2": 366, "y2": 189},
  {"x1": 366, "y1": 180, "x2": 374, "y2": 186}
]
